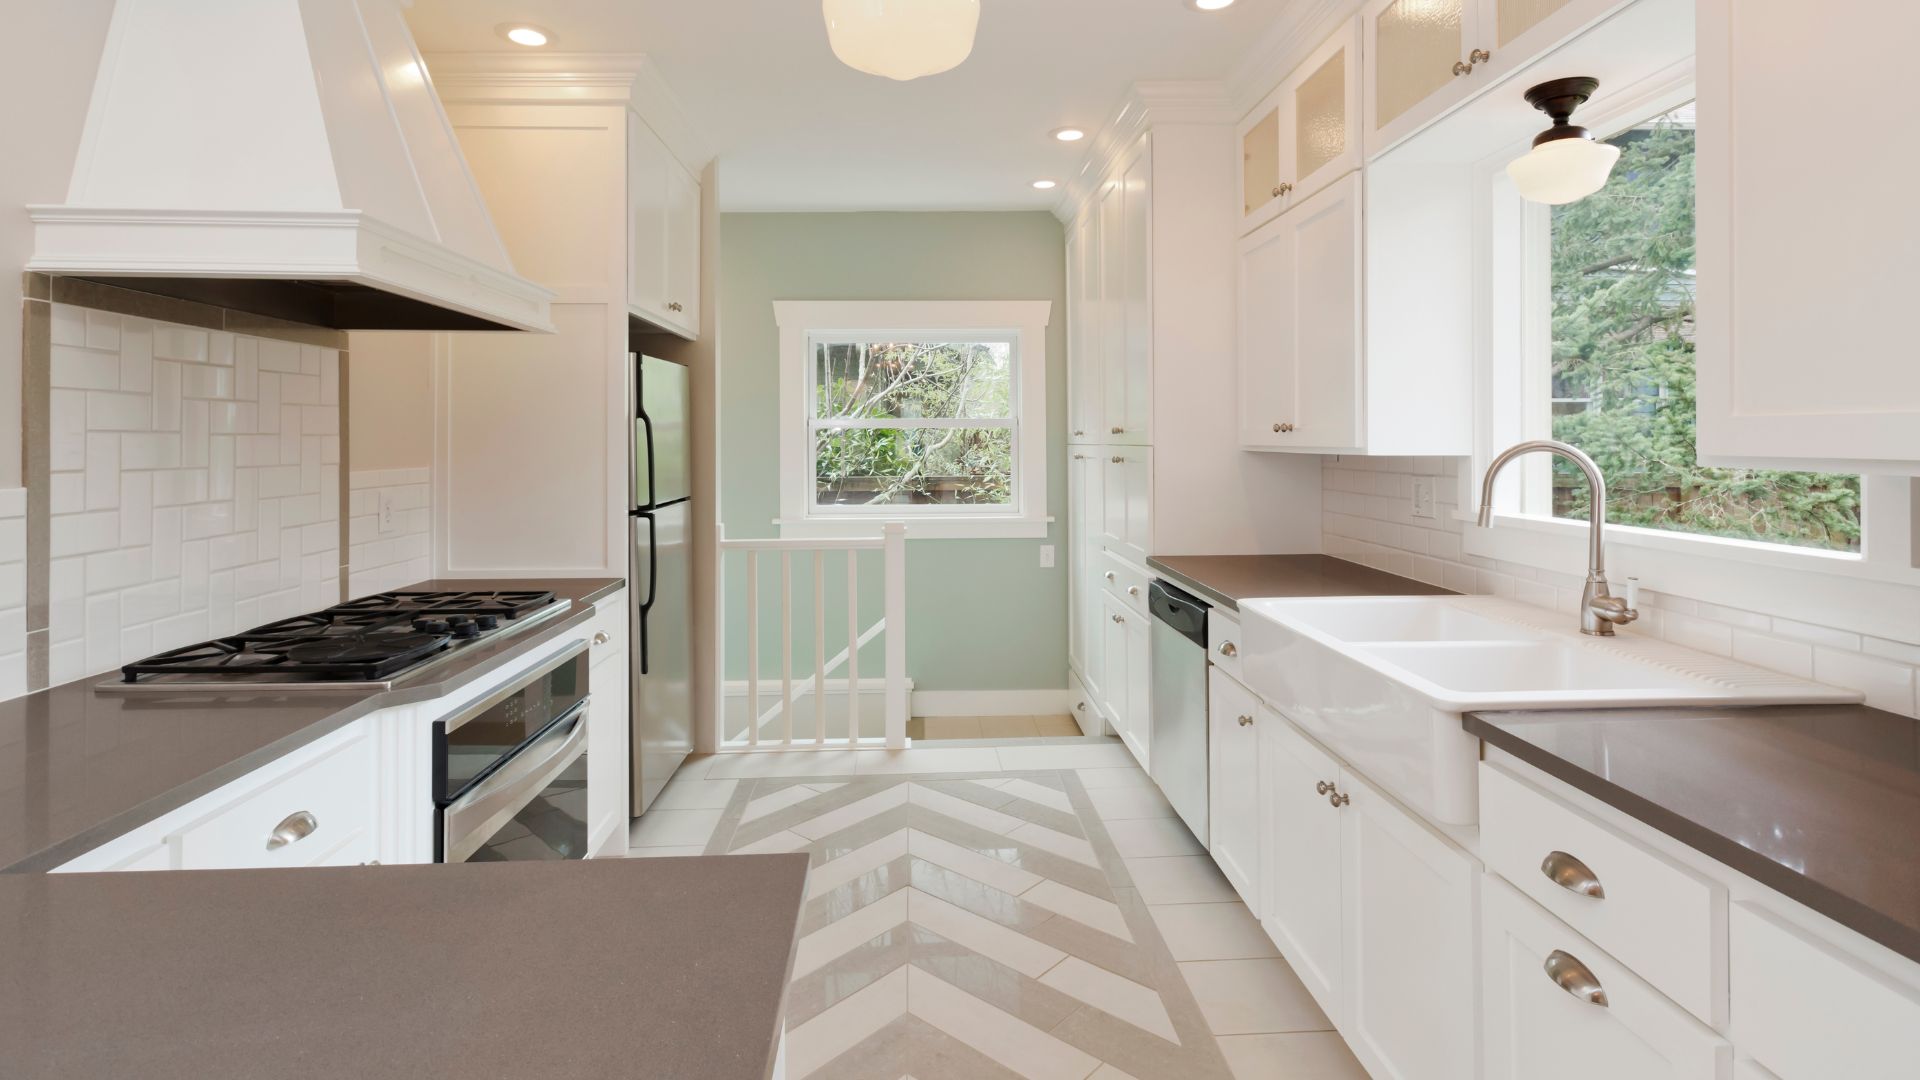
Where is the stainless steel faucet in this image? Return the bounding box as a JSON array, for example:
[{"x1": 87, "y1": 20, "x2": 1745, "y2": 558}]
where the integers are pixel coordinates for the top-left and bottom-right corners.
[{"x1": 1477, "y1": 439, "x2": 1639, "y2": 636}]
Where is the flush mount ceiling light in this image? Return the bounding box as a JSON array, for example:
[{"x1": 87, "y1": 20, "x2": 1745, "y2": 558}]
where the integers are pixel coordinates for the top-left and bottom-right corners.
[
  {"x1": 497, "y1": 23, "x2": 550, "y2": 47},
  {"x1": 1507, "y1": 76, "x2": 1621, "y2": 205},
  {"x1": 823, "y1": 0, "x2": 981, "y2": 81},
  {"x1": 1031, "y1": 179, "x2": 1058, "y2": 190},
  {"x1": 1190, "y1": 0, "x2": 1237, "y2": 10},
  {"x1": 1051, "y1": 127, "x2": 1086, "y2": 143}
]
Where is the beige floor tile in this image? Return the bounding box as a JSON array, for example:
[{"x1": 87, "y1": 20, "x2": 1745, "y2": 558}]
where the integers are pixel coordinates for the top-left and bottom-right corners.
[
  {"x1": 795, "y1": 889, "x2": 909, "y2": 978},
  {"x1": 1150, "y1": 903, "x2": 1280, "y2": 961},
  {"x1": 1180, "y1": 959, "x2": 1333, "y2": 1036},
  {"x1": 1019, "y1": 879, "x2": 1133, "y2": 942},
  {"x1": 705, "y1": 750, "x2": 867, "y2": 778},
  {"x1": 1033, "y1": 714, "x2": 1082, "y2": 736},
  {"x1": 624, "y1": 845, "x2": 706, "y2": 858},
  {"x1": 741, "y1": 783, "x2": 824, "y2": 823},
  {"x1": 907, "y1": 888, "x2": 1065, "y2": 978},
  {"x1": 1216, "y1": 1032, "x2": 1369, "y2": 1080},
  {"x1": 1077, "y1": 767, "x2": 1157, "y2": 790},
  {"x1": 732, "y1": 829, "x2": 811, "y2": 854},
  {"x1": 999, "y1": 777, "x2": 1074, "y2": 813},
  {"x1": 860, "y1": 747, "x2": 1005, "y2": 774},
  {"x1": 791, "y1": 784, "x2": 911, "y2": 840},
  {"x1": 1038, "y1": 957, "x2": 1179, "y2": 1043},
  {"x1": 809, "y1": 829, "x2": 911, "y2": 898},
  {"x1": 1009, "y1": 821, "x2": 1101, "y2": 867},
  {"x1": 785, "y1": 964, "x2": 908, "y2": 1078},
  {"x1": 1087, "y1": 786, "x2": 1176, "y2": 821},
  {"x1": 650, "y1": 777, "x2": 739, "y2": 810},
  {"x1": 907, "y1": 829, "x2": 1045, "y2": 896},
  {"x1": 908, "y1": 782, "x2": 1024, "y2": 834},
  {"x1": 906, "y1": 967, "x2": 1103, "y2": 1080},
  {"x1": 628, "y1": 808, "x2": 723, "y2": 848},
  {"x1": 977, "y1": 715, "x2": 1041, "y2": 739},
  {"x1": 1125, "y1": 856, "x2": 1240, "y2": 905},
  {"x1": 996, "y1": 742, "x2": 1138, "y2": 771},
  {"x1": 1105, "y1": 817, "x2": 1206, "y2": 858},
  {"x1": 922, "y1": 716, "x2": 983, "y2": 740},
  {"x1": 1089, "y1": 1066, "x2": 1141, "y2": 1080}
]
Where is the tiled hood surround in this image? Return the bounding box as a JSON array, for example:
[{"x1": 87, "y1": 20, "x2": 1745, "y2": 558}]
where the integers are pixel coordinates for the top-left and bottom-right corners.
[{"x1": 26, "y1": 0, "x2": 552, "y2": 333}]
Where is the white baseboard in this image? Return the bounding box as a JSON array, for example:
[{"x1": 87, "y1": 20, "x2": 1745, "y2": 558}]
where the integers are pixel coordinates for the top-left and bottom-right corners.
[{"x1": 910, "y1": 689, "x2": 1075, "y2": 718}]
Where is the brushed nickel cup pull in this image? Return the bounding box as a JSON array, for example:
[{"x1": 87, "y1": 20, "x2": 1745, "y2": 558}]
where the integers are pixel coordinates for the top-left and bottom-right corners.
[
  {"x1": 1541, "y1": 850, "x2": 1606, "y2": 899},
  {"x1": 1315, "y1": 780, "x2": 1333, "y2": 795},
  {"x1": 1543, "y1": 949, "x2": 1609, "y2": 1007},
  {"x1": 1218, "y1": 641, "x2": 1238, "y2": 658},
  {"x1": 266, "y1": 810, "x2": 318, "y2": 851},
  {"x1": 1237, "y1": 714, "x2": 1254, "y2": 727}
]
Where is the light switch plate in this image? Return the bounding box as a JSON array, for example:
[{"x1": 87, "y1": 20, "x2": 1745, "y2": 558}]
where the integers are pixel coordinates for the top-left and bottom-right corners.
[
  {"x1": 1039, "y1": 544, "x2": 1055, "y2": 569},
  {"x1": 1410, "y1": 478, "x2": 1437, "y2": 520}
]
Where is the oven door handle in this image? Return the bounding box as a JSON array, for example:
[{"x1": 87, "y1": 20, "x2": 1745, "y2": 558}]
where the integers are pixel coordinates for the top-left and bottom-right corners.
[{"x1": 442, "y1": 701, "x2": 590, "y2": 864}]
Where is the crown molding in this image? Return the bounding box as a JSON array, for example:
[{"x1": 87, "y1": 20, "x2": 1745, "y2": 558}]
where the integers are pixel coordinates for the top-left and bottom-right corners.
[
  {"x1": 1226, "y1": 0, "x2": 1363, "y2": 118},
  {"x1": 424, "y1": 52, "x2": 711, "y2": 171},
  {"x1": 1053, "y1": 80, "x2": 1234, "y2": 223}
]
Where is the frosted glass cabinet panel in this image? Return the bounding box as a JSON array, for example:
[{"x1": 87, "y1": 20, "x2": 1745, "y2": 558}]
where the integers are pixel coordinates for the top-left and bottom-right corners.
[
  {"x1": 1369, "y1": 0, "x2": 1469, "y2": 132},
  {"x1": 1242, "y1": 107, "x2": 1282, "y2": 218},
  {"x1": 1497, "y1": 0, "x2": 1574, "y2": 45},
  {"x1": 1238, "y1": 18, "x2": 1359, "y2": 235},
  {"x1": 1295, "y1": 51, "x2": 1347, "y2": 182}
]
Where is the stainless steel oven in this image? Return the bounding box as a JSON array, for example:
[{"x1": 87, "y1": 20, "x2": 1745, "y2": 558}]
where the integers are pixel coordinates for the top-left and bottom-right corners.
[{"x1": 433, "y1": 642, "x2": 591, "y2": 862}]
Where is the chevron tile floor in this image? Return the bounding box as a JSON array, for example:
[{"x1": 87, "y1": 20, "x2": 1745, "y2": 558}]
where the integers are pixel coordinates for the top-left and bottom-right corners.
[{"x1": 632, "y1": 741, "x2": 1369, "y2": 1080}]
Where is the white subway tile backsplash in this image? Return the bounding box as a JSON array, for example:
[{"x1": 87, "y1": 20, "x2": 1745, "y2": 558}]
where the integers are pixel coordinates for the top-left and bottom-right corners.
[
  {"x1": 1323, "y1": 456, "x2": 1920, "y2": 718},
  {"x1": 152, "y1": 360, "x2": 182, "y2": 432},
  {"x1": 119, "y1": 318, "x2": 153, "y2": 393},
  {"x1": 152, "y1": 325, "x2": 207, "y2": 363},
  {"x1": 52, "y1": 345, "x2": 120, "y2": 391},
  {"x1": 87, "y1": 391, "x2": 152, "y2": 431},
  {"x1": 347, "y1": 470, "x2": 433, "y2": 597}
]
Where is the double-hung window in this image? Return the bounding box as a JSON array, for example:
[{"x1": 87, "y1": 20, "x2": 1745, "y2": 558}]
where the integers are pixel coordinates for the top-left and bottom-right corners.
[{"x1": 775, "y1": 301, "x2": 1052, "y2": 539}]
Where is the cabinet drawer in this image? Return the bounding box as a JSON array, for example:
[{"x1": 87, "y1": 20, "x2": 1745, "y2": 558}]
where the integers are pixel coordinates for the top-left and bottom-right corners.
[
  {"x1": 1482, "y1": 877, "x2": 1730, "y2": 1080},
  {"x1": 585, "y1": 587, "x2": 629, "y2": 669},
  {"x1": 1730, "y1": 901, "x2": 1920, "y2": 1080},
  {"x1": 1101, "y1": 552, "x2": 1149, "y2": 618},
  {"x1": 1480, "y1": 763, "x2": 1725, "y2": 1025},
  {"x1": 1208, "y1": 609, "x2": 1244, "y2": 683},
  {"x1": 174, "y1": 731, "x2": 377, "y2": 870}
]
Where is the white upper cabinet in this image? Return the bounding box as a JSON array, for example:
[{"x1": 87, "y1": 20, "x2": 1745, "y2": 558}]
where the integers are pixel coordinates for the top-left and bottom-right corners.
[
  {"x1": 1088, "y1": 137, "x2": 1153, "y2": 447},
  {"x1": 1696, "y1": 0, "x2": 1920, "y2": 472},
  {"x1": 627, "y1": 112, "x2": 701, "y2": 340},
  {"x1": 1364, "y1": 0, "x2": 1624, "y2": 157},
  {"x1": 1238, "y1": 173, "x2": 1363, "y2": 452},
  {"x1": 1239, "y1": 17, "x2": 1362, "y2": 234},
  {"x1": 1068, "y1": 218, "x2": 1103, "y2": 444}
]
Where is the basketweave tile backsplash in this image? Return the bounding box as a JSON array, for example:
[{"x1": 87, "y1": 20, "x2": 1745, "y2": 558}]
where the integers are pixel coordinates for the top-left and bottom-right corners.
[{"x1": 46, "y1": 303, "x2": 342, "y2": 687}]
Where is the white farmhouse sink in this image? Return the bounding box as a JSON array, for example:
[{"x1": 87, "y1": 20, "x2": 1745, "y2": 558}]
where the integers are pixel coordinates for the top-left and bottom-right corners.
[{"x1": 1238, "y1": 595, "x2": 1862, "y2": 825}]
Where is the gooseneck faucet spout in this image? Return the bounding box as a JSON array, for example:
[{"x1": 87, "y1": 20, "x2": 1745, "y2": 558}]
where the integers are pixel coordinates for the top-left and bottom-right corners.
[{"x1": 1477, "y1": 439, "x2": 1638, "y2": 636}]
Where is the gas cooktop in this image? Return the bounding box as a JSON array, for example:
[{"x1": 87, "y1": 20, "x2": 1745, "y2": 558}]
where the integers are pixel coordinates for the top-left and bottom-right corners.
[{"x1": 103, "y1": 590, "x2": 569, "y2": 692}]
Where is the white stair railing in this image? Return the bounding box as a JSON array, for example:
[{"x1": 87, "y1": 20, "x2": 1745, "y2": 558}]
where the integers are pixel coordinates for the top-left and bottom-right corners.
[{"x1": 715, "y1": 522, "x2": 907, "y2": 750}]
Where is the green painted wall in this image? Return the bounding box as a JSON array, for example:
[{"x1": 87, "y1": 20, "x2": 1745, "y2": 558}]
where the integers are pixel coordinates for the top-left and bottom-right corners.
[{"x1": 718, "y1": 212, "x2": 1068, "y2": 692}]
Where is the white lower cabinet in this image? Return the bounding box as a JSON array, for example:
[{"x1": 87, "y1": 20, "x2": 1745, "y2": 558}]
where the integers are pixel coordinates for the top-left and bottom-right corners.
[
  {"x1": 1341, "y1": 768, "x2": 1479, "y2": 1080},
  {"x1": 1101, "y1": 588, "x2": 1150, "y2": 770},
  {"x1": 585, "y1": 588, "x2": 633, "y2": 856},
  {"x1": 1259, "y1": 708, "x2": 1346, "y2": 1018},
  {"x1": 1206, "y1": 667, "x2": 1261, "y2": 908},
  {"x1": 1482, "y1": 877, "x2": 1731, "y2": 1080}
]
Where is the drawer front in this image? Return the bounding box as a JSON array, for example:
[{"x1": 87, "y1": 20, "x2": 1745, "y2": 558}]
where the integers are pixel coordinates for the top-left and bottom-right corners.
[
  {"x1": 1480, "y1": 763, "x2": 1725, "y2": 1025},
  {"x1": 585, "y1": 587, "x2": 629, "y2": 670},
  {"x1": 175, "y1": 730, "x2": 377, "y2": 870},
  {"x1": 1482, "y1": 877, "x2": 1731, "y2": 1080},
  {"x1": 1102, "y1": 551, "x2": 1150, "y2": 617},
  {"x1": 1208, "y1": 609, "x2": 1245, "y2": 682},
  {"x1": 1730, "y1": 901, "x2": 1920, "y2": 1080}
]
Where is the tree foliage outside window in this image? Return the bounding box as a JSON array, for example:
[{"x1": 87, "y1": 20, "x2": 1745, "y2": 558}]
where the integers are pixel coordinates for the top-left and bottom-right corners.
[
  {"x1": 812, "y1": 339, "x2": 1016, "y2": 508},
  {"x1": 1548, "y1": 108, "x2": 1862, "y2": 552}
]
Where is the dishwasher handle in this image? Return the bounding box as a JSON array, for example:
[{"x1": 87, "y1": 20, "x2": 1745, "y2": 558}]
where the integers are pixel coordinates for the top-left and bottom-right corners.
[{"x1": 1148, "y1": 580, "x2": 1208, "y2": 647}]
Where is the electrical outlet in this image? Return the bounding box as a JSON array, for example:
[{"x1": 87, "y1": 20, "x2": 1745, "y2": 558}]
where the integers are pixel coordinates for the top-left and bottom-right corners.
[
  {"x1": 1038, "y1": 544, "x2": 1055, "y2": 569},
  {"x1": 1410, "y1": 477, "x2": 1437, "y2": 520},
  {"x1": 378, "y1": 492, "x2": 397, "y2": 535}
]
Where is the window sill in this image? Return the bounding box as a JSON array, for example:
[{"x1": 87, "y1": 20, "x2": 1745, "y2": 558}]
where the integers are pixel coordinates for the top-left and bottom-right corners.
[{"x1": 775, "y1": 516, "x2": 1054, "y2": 541}]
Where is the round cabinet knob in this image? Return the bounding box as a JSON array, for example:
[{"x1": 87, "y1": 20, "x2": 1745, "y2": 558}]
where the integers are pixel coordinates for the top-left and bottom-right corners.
[
  {"x1": 1329, "y1": 790, "x2": 1350, "y2": 808},
  {"x1": 593, "y1": 631, "x2": 611, "y2": 646},
  {"x1": 1073, "y1": 430, "x2": 1085, "y2": 437},
  {"x1": 1277, "y1": 182, "x2": 1293, "y2": 196},
  {"x1": 1315, "y1": 780, "x2": 1333, "y2": 795},
  {"x1": 1111, "y1": 426, "x2": 1124, "y2": 434},
  {"x1": 1111, "y1": 613, "x2": 1125, "y2": 624},
  {"x1": 1237, "y1": 714, "x2": 1254, "y2": 727},
  {"x1": 1453, "y1": 60, "x2": 1472, "y2": 76},
  {"x1": 1218, "y1": 641, "x2": 1237, "y2": 658},
  {"x1": 1127, "y1": 586, "x2": 1140, "y2": 597},
  {"x1": 1111, "y1": 456, "x2": 1125, "y2": 464},
  {"x1": 1273, "y1": 423, "x2": 1283, "y2": 433},
  {"x1": 1469, "y1": 48, "x2": 1491, "y2": 65},
  {"x1": 1076, "y1": 701, "x2": 1087, "y2": 712},
  {"x1": 1104, "y1": 571, "x2": 1116, "y2": 582}
]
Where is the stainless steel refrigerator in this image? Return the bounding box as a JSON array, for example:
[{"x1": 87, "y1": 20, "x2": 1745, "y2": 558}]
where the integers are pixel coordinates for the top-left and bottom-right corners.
[{"x1": 631, "y1": 354, "x2": 694, "y2": 815}]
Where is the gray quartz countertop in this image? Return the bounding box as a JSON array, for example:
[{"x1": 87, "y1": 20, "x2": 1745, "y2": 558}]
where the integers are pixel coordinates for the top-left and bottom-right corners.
[
  {"x1": 1146, "y1": 554, "x2": 1450, "y2": 611},
  {"x1": 0, "y1": 854, "x2": 808, "y2": 1080},
  {"x1": 1467, "y1": 704, "x2": 1920, "y2": 965},
  {"x1": 0, "y1": 577, "x2": 623, "y2": 872}
]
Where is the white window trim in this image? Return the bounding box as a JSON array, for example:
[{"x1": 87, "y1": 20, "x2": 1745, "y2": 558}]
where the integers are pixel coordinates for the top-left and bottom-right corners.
[
  {"x1": 774, "y1": 300, "x2": 1054, "y2": 540},
  {"x1": 1460, "y1": 61, "x2": 1920, "y2": 639}
]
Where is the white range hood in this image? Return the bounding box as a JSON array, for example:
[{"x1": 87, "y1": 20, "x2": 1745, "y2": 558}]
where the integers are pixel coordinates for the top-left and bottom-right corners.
[{"x1": 28, "y1": 0, "x2": 552, "y2": 333}]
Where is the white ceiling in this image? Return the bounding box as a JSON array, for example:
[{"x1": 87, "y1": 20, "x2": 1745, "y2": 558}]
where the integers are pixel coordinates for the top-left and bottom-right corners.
[{"x1": 403, "y1": 0, "x2": 1296, "y2": 211}]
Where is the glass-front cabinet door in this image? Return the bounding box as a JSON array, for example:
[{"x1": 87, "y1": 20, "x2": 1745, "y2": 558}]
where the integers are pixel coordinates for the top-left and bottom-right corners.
[
  {"x1": 1495, "y1": 0, "x2": 1574, "y2": 46},
  {"x1": 1240, "y1": 106, "x2": 1283, "y2": 221},
  {"x1": 1289, "y1": 18, "x2": 1360, "y2": 207},
  {"x1": 1364, "y1": 0, "x2": 1476, "y2": 153}
]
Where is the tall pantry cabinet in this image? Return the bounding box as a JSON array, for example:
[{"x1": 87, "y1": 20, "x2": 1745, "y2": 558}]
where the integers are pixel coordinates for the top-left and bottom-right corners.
[{"x1": 1063, "y1": 93, "x2": 1322, "y2": 757}]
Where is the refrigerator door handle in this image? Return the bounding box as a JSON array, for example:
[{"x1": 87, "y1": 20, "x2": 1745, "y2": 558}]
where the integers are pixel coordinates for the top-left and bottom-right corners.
[
  {"x1": 639, "y1": 512, "x2": 659, "y2": 613},
  {"x1": 634, "y1": 412, "x2": 656, "y2": 511}
]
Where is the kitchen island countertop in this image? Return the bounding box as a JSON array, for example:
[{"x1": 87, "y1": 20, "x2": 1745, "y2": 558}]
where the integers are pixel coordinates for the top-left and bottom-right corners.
[{"x1": 1146, "y1": 554, "x2": 1449, "y2": 611}]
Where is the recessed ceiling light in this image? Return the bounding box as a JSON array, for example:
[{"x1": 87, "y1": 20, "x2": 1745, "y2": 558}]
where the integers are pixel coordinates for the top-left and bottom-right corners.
[
  {"x1": 1031, "y1": 179, "x2": 1058, "y2": 190},
  {"x1": 1051, "y1": 127, "x2": 1087, "y2": 143},
  {"x1": 1190, "y1": 0, "x2": 1236, "y2": 10},
  {"x1": 498, "y1": 24, "x2": 550, "y2": 47}
]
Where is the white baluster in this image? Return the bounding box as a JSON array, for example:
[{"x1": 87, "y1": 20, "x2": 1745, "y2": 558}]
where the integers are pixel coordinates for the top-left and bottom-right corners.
[
  {"x1": 745, "y1": 551, "x2": 758, "y2": 747},
  {"x1": 847, "y1": 548, "x2": 860, "y2": 746},
  {"x1": 781, "y1": 551, "x2": 793, "y2": 747},
  {"x1": 883, "y1": 522, "x2": 907, "y2": 749}
]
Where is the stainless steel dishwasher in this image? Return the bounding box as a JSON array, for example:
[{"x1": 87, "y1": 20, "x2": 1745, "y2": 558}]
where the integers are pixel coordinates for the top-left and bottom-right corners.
[{"x1": 1147, "y1": 579, "x2": 1209, "y2": 847}]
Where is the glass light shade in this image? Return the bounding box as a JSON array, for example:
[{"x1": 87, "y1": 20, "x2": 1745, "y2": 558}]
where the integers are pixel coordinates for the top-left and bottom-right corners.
[
  {"x1": 823, "y1": 0, "x2": 981, "y2": 81},
  {"x1": 1507, "y1": 136, "x2": 1622, "y2": 205}
]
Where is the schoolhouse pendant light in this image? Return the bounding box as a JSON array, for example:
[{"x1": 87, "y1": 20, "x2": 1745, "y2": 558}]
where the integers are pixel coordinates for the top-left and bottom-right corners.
[
  {"x1": 1507, "y1": 77, "x2": 1621, "y2": 205},
  {"x1": 823, "y1": 0, "x2": 981, "y2": 81}
]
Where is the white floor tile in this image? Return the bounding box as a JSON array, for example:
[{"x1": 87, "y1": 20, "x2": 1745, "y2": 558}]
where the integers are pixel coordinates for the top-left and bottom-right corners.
[
  {"x1": 1008, "y1": 821, "x2": 1101, "y2": 867},
  {"x1": 907, "y1": 830, "x2": 1043, "y2": 897},
  {"x1": 858, "y1": 747, "x2": 1004, "y2": 774},
  {"x1": 908, "y1": 782, "x2": 1023, "y2": 834},
  {"x1": 794, "y1": 889, "x2": 909, "y2": 978},
  {"x1": 741, "y1": 783, "x2": 823, "y2": 823},
  {"x1": 624, "y1": 845, "x2": 706, "y2": 858},
  {"x1": 1149, "y1": 903, "x2": 1279, "y2": 962},
  {"x1": 809, "y1": 829, "x2": 912, "y2": 898},
  {"x1": 786, "y1": 965, "x2": 908, "y2": 1078},
  {"x1": 1019, "y1": 879, "x2": 1133, "y2": 942},
  {"x1": 651, "y1": 777, "x2": 738, "y2": 811},
  {"x1": 906, "y1": 967, "x2": 1102, "y2": 1080},
  {"x1": 998, "y1": 777, "x2": 1074, "y2": 813},
  {"x1": 1216, "y1": 1032, "x2": 1369, "y2": 1080},
  {"x1": 907, "y1": 888, "x2": 1065, "y2": 978},
  {"x1": 706, "y1": 750, "x2": 867, "y2": 779},
  {"x1": 1077, "y1": 767, "x2": 1156, "y2": 790},
  {"x1": 1086, "y1": 786, "x2": 1175, "y2": 821},
  {"x1": 1104, "y1": 817, "x2": 1205, "y2": 858},
  {"x1": 996, "y1": 743, "x2": 1138, "y2": 771},
  {"x1": 790, "y1": 784, "x2": 910, "y2": 840},
  {"x1": 628, "y1": 808, "x2": 723, "y2": 848},
  {"x1": 1039, "y1": 957, "x2": 1179, "y2": 1043},
  {"x1": 1089, "y1": 1066, "x2": 1142, "y2": 1080},
  {"x1": 1179, "y1": 959, "x2": 1333, "y2": 1036},
  {"x1": 1124, "y1": 856, "x2": 1240, "y2": 905},
  {"x1": 732, "y1": 829, "x2": 811, "y2": 854}
]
